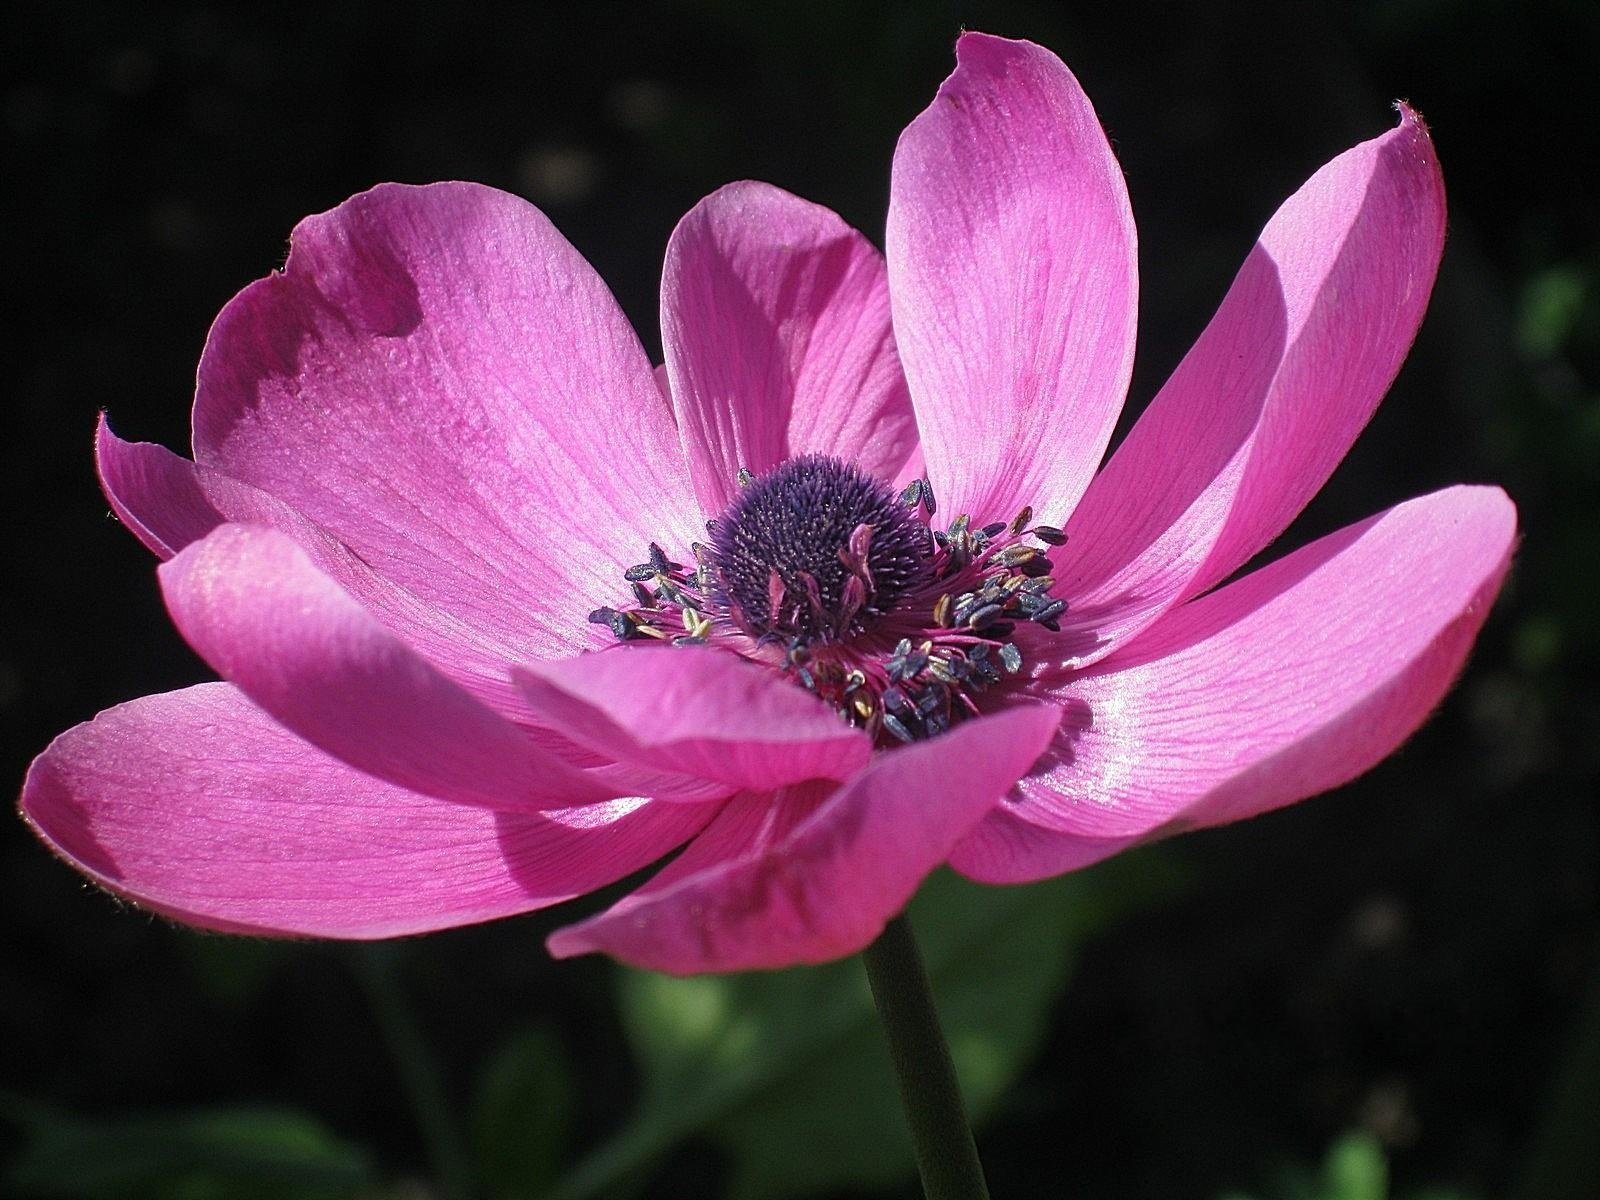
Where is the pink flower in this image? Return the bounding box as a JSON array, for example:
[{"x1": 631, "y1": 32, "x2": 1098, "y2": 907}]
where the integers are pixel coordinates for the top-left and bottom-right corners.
[{"x1": 21, "y1": 33, "x2": 1514, "y2": 975}]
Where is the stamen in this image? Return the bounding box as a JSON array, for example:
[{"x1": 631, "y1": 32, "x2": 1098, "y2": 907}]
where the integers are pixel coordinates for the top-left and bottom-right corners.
[{"x1": 587, "y1": 463, "x2": 1069, "y2": 748}]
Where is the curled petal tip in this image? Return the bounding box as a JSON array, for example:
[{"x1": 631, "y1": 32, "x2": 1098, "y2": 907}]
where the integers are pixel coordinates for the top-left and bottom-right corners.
[
  {"x1": 1393, "y1": 98, "x2": 1426, "y2": 127},
  {"x1": 953, "y1": 29, "x2": 1007, "y2": 52},
  {"x1": 1388, "y1": 101, "x2": 1441, "y2": 167}
]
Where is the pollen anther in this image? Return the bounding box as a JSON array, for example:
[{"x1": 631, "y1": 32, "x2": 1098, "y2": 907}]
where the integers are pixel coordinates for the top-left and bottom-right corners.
[{"x1": 589, "y1": 461, "x2": 1069, "y2": 747}]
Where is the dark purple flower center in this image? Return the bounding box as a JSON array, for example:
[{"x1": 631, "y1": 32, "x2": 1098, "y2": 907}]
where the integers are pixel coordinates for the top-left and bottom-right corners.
[
  {"x1": 710, "y1": 455, "x2": 930, "y2": 642},
  {"x1": 587, "y1": 458, "x2": 1070, "y2": 746}
]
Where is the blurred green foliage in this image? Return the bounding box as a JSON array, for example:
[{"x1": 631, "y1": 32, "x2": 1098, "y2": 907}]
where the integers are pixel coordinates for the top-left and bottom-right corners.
[
  {"x1": 562, "y1": 859, "x2": 1182, "y2": 1199},
  {"x1": 0, "y1": 1098, "x2": 376, "y2": 1200},
  {"x1": 472, "y1": 1027, "x2": 572, "y2": 1200},
  {"x1": 1221, "y1": 1130, "x2": 1476, "y2": 1200},
  {"x1": 0, "y1": 854, "x2": 1179, "y2": 1200}
]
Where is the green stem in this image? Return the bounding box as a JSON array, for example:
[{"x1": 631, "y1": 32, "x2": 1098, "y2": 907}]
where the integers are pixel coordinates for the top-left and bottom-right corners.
[
  {"x1": 860, "y1": 914, "x2": 991, "y2": 1200},
  {"x1": 352, "y1": 944, "x2": 476, "y2": 1200}
]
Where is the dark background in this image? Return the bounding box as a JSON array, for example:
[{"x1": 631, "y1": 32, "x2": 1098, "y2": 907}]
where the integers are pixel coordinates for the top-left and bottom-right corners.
[{"x1": 4, "y1": 1, "x2": 1597, "y2": 1198}]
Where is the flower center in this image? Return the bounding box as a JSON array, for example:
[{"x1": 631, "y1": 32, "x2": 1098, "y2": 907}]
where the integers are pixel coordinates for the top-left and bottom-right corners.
[
  {"x1": 587, "y1": 459, "x2": 1069, "y2": 746},
  {"x1": 711, "y1": 455, "x2": 930, "y2": 642}
]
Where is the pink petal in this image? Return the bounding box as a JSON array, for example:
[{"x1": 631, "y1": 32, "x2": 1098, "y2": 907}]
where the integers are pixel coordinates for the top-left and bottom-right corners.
[
  {"x1": 99, "y1": 423, "x2": 729, "y2": 803},
  {"x1": 159, "y1": 524, "x2": 614, "y2": 811},
  {"x1": 191, "y1": 181, "x2": 700, "y2": 658},
  {"x1": 1057, "y1": 106, "x2": 1447, "y2": 663},
  {"x1": 952, "y1": 485, "x2": 1516, "y2": 883},
  {"x1": 892, "y1": 442, "x2": 927, "y2": 491},
  {"x1": 547, "y1": 703, "x2": 1063, "y2": 973},
  {"x1": 948, "y1": 812, "x2": 1144, "y2": 882},
  {"x1": 512, "y1": 646, "x2": 871, "y2": 793},
  {"x1": 96, "y1": 419, "x2": 566, "y2": 693},
  {"x1": 20, "y1": 684, "x2": 718, "y2": 938},
  {"x1": 662, "y1": 181, "x2": 918, "y2": 513},
  {"x1": 96, "y1": 413, "x2": 275, "y2": 562},
  {"x1": 886, "y1": 32, "x2": 1137, "y2": 524}
]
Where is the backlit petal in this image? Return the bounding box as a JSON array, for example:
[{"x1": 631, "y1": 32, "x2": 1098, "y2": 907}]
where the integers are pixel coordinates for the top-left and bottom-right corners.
[
  {"x1": 513, "y1": 646, "x2": 872, "y2": 793},
  {"x1": 21, "y1": 684, "x2": 718, "y2": 938},
  {"x1": 664, "y1": 181, "x2": 918, "y2": 513},
  {"x1": 1057, "y1": 106, "x2": 1447, "y2": 664},
  {"x1": 160, "y1": 524, "x2": 613, "y2": 810},
  {"x1": 191, "y1": 182, "x2": 700, "y2": 658},
  {"x1": 954, "y1": 486, "x2": 1515, "y2": 881},
  {"x1": 549, "y1": 703, "x2": 1063, "y2": 972},
  {"x1": 887, "y1": 32, "x2": 1137, "y2": 524}
]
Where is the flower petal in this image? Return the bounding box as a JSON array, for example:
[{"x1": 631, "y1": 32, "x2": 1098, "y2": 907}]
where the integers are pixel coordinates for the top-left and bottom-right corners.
[
  {"x1": 97, "y1": 413, "x2": 270, "y2": 562},
  {"x1": 20, "y1": 684, "x2": 718, "y2": 938},
  {"x1": 662, "y1": 181, "x2": 918, "y2": 512},
  {"x1": 159, "y1": 523, "x2": 613, "y2": 811},
  {"x1": 547, "y1": 703, "x2": 1063, "y2": 973},
  {"x1": 952, "y1": 485, "x2": 1516, "y2": 882},
  {"x1": 191, "y1": 181, "x2": 700, "y2": 657},
  {"x1": 97, "y1": 418, "x2": 565, "y2": 686},
  {"x1": 99, "y1": 423, "x2": 734, "y2": 804},
  {"x1": 886, "y1": 32, "x2": 1137, "y2": 524},
  {"x1": 948, "y1": 810, "x2": 1144, "y2": 883},
  {"x1": 512, "y1": 646, "x2": 871, "y2": 793},
  {"x1": 1057, "y1": 106, "x2": 1447, "y2": 663}
]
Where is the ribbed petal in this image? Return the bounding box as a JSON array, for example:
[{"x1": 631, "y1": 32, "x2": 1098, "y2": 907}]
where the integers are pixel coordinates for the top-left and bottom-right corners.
[
  {"x1": 191, "y1": 181, "x2": 700, "y2": 658},
  {"x1": 547, "y1": 703, "x2": 1063, "y2": 973},
  {"x1": 98, "y1": 414, "x2": 287, "y2": 562},
  {"x1": 20, "y1": 684, "x2": 720, "y2": 938},
  {"x1": 947, "y1": 812, "x2": 1143, "y2": 883},
  {"x1": 662, "y1": 181, "x2": 918, "y2": 513},
  {"x1": 159, "y1": 524, "x2": 614, "y2": 811},
  {"x1": 1056, "y1": 105, "x2": 1447, "y2": 665},
  {"x1": 96, "y1": 420, "x2": 557, "y2": 686},
  {"x1": 96, "y1": 419, "x2": 723, "y2": 803},
  {"x1": 886, "y1": 32, "x2": 1137, "y2": 525},
  {"x1": 512, "y1": 646, "x2": 871, "y2": 793},
  {"x1": 952, "y1": 486, "x2": 1515, "y2": 883}
]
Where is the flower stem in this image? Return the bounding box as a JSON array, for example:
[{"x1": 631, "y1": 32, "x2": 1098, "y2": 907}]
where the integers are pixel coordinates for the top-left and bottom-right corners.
[
  {"x1": 353, "y1": 944, "x2": 476, "y2": 1200},
  {"x1": 860, "y1": 914, "x2": 991, "y2": 1200}
]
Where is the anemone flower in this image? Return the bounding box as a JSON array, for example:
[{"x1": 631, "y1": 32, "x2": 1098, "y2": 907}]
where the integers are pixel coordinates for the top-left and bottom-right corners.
[{"x1": 22, "y1": 33, "x2": 1513, "y2": 980}]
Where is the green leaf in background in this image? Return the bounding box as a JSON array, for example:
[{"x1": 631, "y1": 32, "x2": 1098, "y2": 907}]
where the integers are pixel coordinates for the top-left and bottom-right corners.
[
  {"x1": 472, "y1": 1025, "x2": 574, "y2": 1200},
  {"x1": 1220, "y1": 1130, "x2": 1481, "y2": 1200},
  {"x1": 1516, "y1": 264, "x2": 1591, "y2": 361},
  {"x1": 0, "y1": 1096, "x2": 377, "y2": 1200},
  {"x1": 544, "y1": 850, "x2": 1184, "y2": 1200},
  {"x1": 1321, "y1": 1133, "x2": 1387, "y2": 1200}
]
